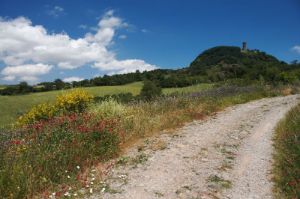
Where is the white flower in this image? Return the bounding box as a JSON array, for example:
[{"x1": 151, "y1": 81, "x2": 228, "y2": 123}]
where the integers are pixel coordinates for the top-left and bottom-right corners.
[
  {"x1": 90, "y1": 181, "x2": 94, "y2": 185},
  {"x1": 76, "y1": 165, "x2": 80, "y2": 170},
  {"x1": 101, "y1": 188, "x2": 106, "y2": 193},
  {"x1": 90, "y1": 188, "x2": 93, "y2": 194},
  {"x1": 91, "y1": 177, "x2": 95, "y2": 181},
  {"x1": 67, "y1": 175, "x2": 70, "y2": 179},
  {"x1": 65, "y1": 170, "x2": 68, "y2": 173},
  {"x1": 52, "y1": 192, "x2": 56, "y2": 196},
  {"x1": 64, "y1": 191, "x2": 70, "y2": 197},
  {"x1": 73, "y1": 193, "x2": 78, "y2": 196}
]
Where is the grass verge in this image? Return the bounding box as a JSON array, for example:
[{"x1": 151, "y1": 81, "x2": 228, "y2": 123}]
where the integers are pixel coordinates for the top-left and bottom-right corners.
[{"x1": 273, "y1": 103, "x2": 300, "y2": 198}]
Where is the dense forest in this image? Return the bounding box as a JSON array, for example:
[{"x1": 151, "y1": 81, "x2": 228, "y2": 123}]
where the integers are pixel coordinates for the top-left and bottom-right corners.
[{"x1": 1, "y1": 45, "x2": 300, "y2": 95}]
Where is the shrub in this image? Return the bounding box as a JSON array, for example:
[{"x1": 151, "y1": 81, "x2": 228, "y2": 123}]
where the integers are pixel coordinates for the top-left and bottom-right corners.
[
  {"x1": 55, "y1": 89, "x2": 93, "y2": 113},
  {"x1": 16, "y1": 103, "x2": 57, "y2": 126},
  {"x1": 89, "y1": 99, "x2": 128, "y2": 119},
  {"x1": 140, "y1": 80, "x2": 162, "y2": 100},
  {"x1": 16, "y1": 89, "x2": 93, "y2": 126}
]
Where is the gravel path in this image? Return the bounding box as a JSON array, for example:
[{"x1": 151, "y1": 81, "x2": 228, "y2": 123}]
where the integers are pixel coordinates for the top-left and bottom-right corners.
[{"x1": 88, "y1": 95, "x2": 299, "y2": 199}]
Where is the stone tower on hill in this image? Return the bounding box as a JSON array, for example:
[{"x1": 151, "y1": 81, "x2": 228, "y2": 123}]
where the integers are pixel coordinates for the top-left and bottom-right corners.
[{"x1": 241, "y1": 42, "x2": 247, "y2": 52}]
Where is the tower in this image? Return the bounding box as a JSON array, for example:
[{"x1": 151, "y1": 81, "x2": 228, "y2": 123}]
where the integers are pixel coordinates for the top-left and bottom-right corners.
[{"x1": 242, "y1": 42, "x2": 247, "y2": 52}]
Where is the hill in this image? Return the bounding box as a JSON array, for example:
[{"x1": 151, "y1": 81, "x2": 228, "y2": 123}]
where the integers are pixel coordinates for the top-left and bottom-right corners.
[{"x1": 187, "y1": 45, "x2": 292, "y2": 82}]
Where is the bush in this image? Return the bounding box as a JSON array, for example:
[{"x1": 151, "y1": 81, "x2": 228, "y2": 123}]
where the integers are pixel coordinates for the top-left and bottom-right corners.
[
  {"x1": 89, "y1": 99, "x2": 128, "y2": 119},
  {"x1": 16, "y1": 103, "x2": 57, "y2": 126},
  {"x1": 55, "y1": 89, "x2": 93, "y2": 113},
  {"x1": 16, "y1": 89, "x2": 93, "y2": 126},
  {"x1": 140, "y1": 80, "x2": 162, "y2": 100}
]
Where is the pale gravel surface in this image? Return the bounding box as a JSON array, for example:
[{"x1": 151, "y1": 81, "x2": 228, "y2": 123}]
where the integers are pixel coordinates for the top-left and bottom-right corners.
[{"x1": 88, "y1": 95, "x2": 299, "y2": 199}]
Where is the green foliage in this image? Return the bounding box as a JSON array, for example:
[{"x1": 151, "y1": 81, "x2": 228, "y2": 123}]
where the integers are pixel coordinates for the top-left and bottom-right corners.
[
  {"x1": 89, "y1": 99, "x2": 128, "y2": 119},
  {"x1": 140, "y1": 80, "x2": 162, "y2": 100},
  {"x1": 188, "y1": 46, "x2": 297, "y2": 84},
  {"x1": 273, "y1": 103, "x2": 300, "y2": 198}
]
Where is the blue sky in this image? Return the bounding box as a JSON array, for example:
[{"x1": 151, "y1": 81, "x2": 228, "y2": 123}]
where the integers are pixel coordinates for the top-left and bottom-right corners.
[{"x1": 0, "y1": 0, "x2": 299, "y2": 84}]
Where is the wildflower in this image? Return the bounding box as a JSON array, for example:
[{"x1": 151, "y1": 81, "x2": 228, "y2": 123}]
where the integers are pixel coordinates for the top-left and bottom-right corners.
[
  {"x1": 67, "y1": 175, "x2": 70, "y2": 179},
  {"x1": 64, "y1": 191, "x2": 71, "y2": 197},
  {"x1": 76, "y1": 165, "x2": 80, "y2": 170},
  {"x1": 73, "y1": 193, "x2": 78, "y2": 196},
  {"x1": 91, "y1": 177, "x2": 95, "y2": 181},
  {"x1": 90, "y1": 182, "x2": 94, "y2": 185},
  {"x1": 89, "y1": 188, "x2": 93, "y2": 194},
  {"x1": 10, "y1": 140, "x2": 21, "y2": 145},
  {"x1": 101, "y1": 187, "x2": 106, "y2": 193}
]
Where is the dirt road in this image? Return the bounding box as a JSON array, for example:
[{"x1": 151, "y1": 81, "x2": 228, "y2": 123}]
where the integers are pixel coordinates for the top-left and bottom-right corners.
[{"x1": 89, "y1": 95, "x2": 299, "y2": 199}]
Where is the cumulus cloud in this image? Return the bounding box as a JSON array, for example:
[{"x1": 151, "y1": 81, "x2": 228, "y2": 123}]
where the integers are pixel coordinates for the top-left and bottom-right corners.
[
  {"x1": 0, "y1": 10, "x2": 157, "y2": 82},
  {"x1": 1, "y1": 63, "x2": 53, "y2": 83},
  {"x1": 47, "y1": 6, "x2": 65, "y2": 17},
  {"x1": 63, "y1": 76, "x2": 84, "y2": 82},
  {"x1": 92, "y1": 59, "x2": 157, "y2": 74},
  {"x1": 292, "y1": 45, "x2": 300, "y2": 54}
]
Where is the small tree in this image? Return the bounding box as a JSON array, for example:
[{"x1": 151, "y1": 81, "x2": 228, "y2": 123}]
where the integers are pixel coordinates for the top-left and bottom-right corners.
[{"x1": 140, "y1": 80, "x2": 162, "y2": 100}]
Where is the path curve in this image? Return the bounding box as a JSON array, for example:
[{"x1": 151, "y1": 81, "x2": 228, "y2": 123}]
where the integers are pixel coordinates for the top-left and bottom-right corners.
[{"x1": 89, "y1": 95, "x2": 299, "y2": 199}]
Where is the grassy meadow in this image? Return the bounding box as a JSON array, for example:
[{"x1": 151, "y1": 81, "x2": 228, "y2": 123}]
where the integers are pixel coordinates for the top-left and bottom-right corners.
[{"x1": 0, "y1": 82, "x2": 213, "y2": 127}]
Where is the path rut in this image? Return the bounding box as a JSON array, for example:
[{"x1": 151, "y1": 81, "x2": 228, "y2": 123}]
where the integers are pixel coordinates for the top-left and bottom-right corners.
[{"x1": 88, "y1": 95, "x2": 299, "y2": 199}]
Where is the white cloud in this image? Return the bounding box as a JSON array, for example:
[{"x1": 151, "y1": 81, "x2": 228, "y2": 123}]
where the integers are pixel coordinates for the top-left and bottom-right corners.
[
  {"x1": 47, "y1": 6, "x2": 65, "y2": 17},
  {"x1": 292, "y1": 45, "x2": 300, "y2": 54},
  {"x1": 63, "y1": 76, "x2": 84, "y2": 82},
  {"x1": 92, "y1": 59, "x2": 156, "y2": 74},
  {"x1": 0, "y1": 10, "x2": 157, "y2": 82},
  {"x1": 119, "y1": 34, "x2": 127, "y2": 39},
  {"x1": 78, "y1": 24, "x2": 87, "y2": 29},
  {"x1": 1, "y1": 63, "x2": 53, "y2": 83}
]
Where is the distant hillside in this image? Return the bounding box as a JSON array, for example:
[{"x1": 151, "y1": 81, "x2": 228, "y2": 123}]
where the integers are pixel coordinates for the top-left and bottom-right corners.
[
  {"x1": 187, "y1": 46, "x2": 291, "y2": 81},
  {"x1": 1, "y1": 45, "x2": 300, "y2": 95}
]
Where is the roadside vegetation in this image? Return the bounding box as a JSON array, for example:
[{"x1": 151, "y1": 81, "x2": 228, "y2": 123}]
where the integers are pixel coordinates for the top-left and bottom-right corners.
[
  {"x1": 0, "y1": 79, "x2": 297, "y2": 198},
  {"x1": 0, "y1": 82, "x2": 213, "y2": 128},
  {"x1": 273, "y1": 103, "x2": 300, "y2": 198}
]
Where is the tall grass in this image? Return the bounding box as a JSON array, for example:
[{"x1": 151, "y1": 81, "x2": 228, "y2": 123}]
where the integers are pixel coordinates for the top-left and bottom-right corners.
[{"x1": 273, "y1": 103, "x2": 300, "y2": 198}]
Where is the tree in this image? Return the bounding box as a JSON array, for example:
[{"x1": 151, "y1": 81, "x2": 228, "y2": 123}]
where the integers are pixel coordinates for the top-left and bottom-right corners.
[
  {"x1": 54, "y1": 79, "x2": 65, "y2": 90},
  {"x1": 140, "y1": 80, "x2": 162, "y2": 100}
]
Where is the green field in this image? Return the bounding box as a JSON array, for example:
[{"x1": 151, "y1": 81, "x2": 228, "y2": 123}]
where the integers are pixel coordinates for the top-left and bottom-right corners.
[
  {"x1": 163, "y1": 83, "x2": 213, "y2": 94},
  {"x1": 0, "y1": 82, "x2": 212, "y2": 127}
]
